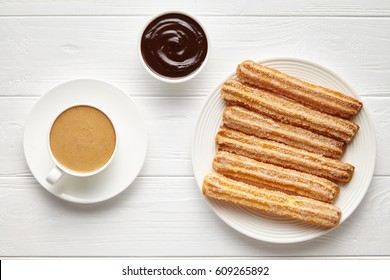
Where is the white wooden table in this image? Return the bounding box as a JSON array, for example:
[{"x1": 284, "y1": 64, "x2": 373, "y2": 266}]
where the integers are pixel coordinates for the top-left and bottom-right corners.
[{"x1": 1, "y1": 0, "x2": 390, "y2": 257}]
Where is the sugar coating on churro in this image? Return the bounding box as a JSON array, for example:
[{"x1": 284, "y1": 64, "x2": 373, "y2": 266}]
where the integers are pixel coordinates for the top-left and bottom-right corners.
[
  {"x1": 223, "y1": 105, "x2": 346, "y2": 159},
  {"x1": 216, "y1": 126, "x2": 354, "y2": 183},
  {"x1": 203, "y1": 173, "x2": 341, "y2": 228},
  {"x1": 236, "y1": 60, "x2": 362, "y2": 119},
  {"x1": 221, "y1": 79, "x2": 359, "y2": 142},
  {"x1": 213, "y1": 151, "x2": 340, "y2": 203}
]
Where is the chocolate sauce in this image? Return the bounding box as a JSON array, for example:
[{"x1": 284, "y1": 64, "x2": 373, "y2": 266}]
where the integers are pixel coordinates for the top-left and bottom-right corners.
[{"x1": 141, "y1": 13, "x2": 208, "y2": 78}]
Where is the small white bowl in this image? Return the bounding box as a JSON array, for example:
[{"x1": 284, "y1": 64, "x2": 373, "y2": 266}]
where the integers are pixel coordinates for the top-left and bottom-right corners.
[{"x1": 138, "y1": 11, "x2": 209, "y2": 83}]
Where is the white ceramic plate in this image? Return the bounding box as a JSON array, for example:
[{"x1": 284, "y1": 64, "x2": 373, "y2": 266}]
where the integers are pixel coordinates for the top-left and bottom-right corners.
[
  {"x1": 24, "y1": 79, "x2": 147, "y2": 203},
  {"x1": 192, "y1": 57, "x2": 376, "y2": 243}
]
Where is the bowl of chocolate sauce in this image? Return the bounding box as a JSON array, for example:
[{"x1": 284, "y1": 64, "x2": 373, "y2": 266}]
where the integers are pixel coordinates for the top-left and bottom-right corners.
[{"x1": 139, "y1": 11, "x2": 209, "y2": 83}]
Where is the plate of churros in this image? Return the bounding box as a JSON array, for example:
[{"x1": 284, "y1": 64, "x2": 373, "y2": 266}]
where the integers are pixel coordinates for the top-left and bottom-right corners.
[{"x1": 192, "y1": 57, "x2": 376, "y2": 243}]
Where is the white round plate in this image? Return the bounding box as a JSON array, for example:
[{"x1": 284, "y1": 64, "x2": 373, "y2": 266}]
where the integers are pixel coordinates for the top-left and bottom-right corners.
[
  {"x1": 192, "y1": 57, "x2": 376, "y2": 243},
  {"x1": 24, "y1": 79, "x2": 148, "y2": 204}
]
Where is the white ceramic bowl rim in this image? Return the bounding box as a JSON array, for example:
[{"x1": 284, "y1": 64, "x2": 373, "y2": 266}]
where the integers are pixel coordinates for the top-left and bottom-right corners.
[{"x1": 138, "y1": 10, "x2": 209, "y2": 83}]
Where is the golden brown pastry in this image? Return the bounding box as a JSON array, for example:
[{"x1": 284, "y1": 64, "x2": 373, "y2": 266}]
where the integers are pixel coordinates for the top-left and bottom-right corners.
[
  {"x1": 223, "y1": 106, "x2": 345, "y2": 159},
  {"x1": 236, "y1": 60, "x2": 362, "y2": 119},
  {"x1": 221, "y1": 79, "x2": 359, "y2": 142},
  {"x1": 203, "y1": 173, "x2": 341, "y2": 228},
  {"x1": 213, "y1": 151, "x2": 339, "y2": 203},
  {"x1": 216, "y1": 127, "x2": 354, "y2": 183}
]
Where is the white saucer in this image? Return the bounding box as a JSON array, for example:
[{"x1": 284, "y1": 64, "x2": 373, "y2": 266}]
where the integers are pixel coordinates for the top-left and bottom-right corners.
[{"x1": 24, "y1": 79, "x2": 148, "y2": 203}]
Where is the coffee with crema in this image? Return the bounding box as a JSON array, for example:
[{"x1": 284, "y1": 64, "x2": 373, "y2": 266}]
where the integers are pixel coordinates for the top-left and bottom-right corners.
[{"x1": 49, "y1": 105, "x2": 116, "y2": 173}]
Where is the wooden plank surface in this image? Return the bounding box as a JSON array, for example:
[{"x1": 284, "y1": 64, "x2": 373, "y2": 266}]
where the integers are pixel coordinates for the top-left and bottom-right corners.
[
  {"x1": 1, "y1": 17, "x2": 390, "y2": 97},
  {"x1": 0, "y1": 96, "x2": 388, "y2": 177},
  {"x1": 1, "y1": 0, "x2": 389, "y2": 16},
  {"x1": 0, "y1": 176, "x2": 388, "y2": 256},
  {"x1": 1, "y1": 1, "x2": 389, "y2": 257}
]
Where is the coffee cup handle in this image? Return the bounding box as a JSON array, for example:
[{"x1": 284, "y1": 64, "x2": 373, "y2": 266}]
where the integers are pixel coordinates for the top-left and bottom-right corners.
[{"x1": 46, "y1": 166, "x2": 64, "y2": 185}]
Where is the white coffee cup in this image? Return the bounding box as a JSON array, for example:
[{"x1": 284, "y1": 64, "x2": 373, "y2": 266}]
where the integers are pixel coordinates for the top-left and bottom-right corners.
[{"x1": 46, "y1": 105, "x2": 118, "y2": 185}]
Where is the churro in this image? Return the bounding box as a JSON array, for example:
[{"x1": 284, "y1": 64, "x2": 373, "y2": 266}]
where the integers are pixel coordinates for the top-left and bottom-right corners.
[
  {"x1": 236, "y1": 60, "x2": 362, "y2": 119},
  {"x1": 221, "y1": 79, "x2": 359, "y2": 142},
  {"x1": 223, "y1": 106, "x2": 345, "y2": 159},
  {"x1": 216, "y1": 127, "x2": 354, "y2": 183},
  {"x1": 203, "y1": 173, "x2": 341, "y2": 228},
  {"x1": 213, "y1": 151, "x2": 339, "y2": 203}
]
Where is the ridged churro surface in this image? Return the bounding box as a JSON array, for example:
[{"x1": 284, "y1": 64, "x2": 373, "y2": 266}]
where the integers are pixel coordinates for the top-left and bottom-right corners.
[
  {"x1": 213, "y1": 151, "x2": 340, "y2": 203},
  {"x1": 203, "y1": 173, "x2": 341, "y2": 228},
  {"x1": 236, "y1": 60, "x2": 362, "y2": 119},
  {"x1": 223, "y1": 106, "x2": 345, "y2": 159},
  {"x1": 221, "y1": 79, "x2": 359, "y2": 142},
  {"x1": 216, "y1": 127, "x2": 354, "y2": 183}
]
